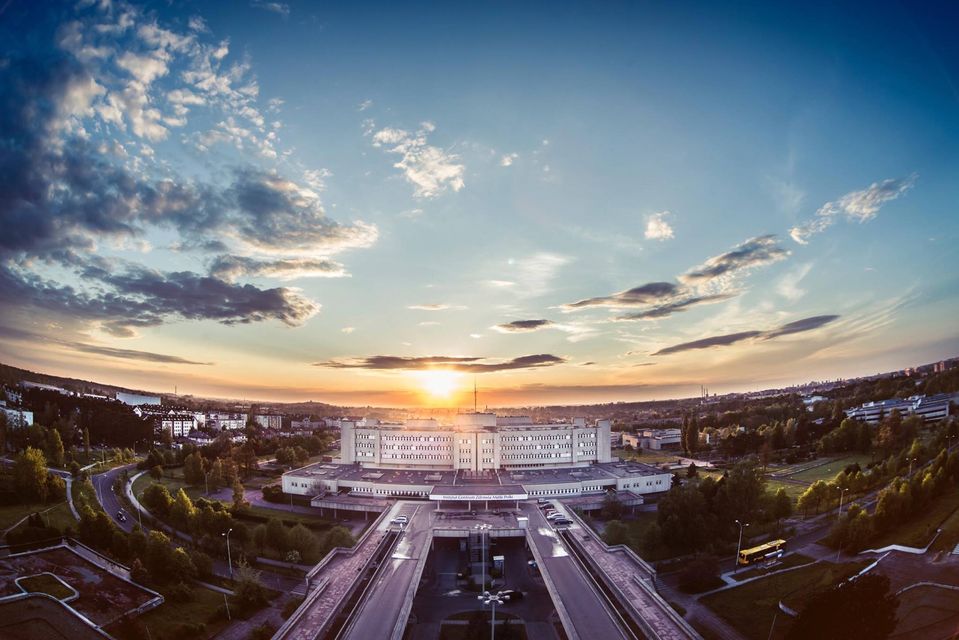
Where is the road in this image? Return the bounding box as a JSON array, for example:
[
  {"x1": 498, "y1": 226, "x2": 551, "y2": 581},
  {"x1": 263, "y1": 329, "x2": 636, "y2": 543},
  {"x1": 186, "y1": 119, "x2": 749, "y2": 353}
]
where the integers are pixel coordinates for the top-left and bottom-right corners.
[
  {"x1": 92, "y1": 464, "x2": 308, "y2": 595},
  {"x1": 341, "y1": 503, "x2": 431, "y2": 639},
  {"x1": 525, "y1": 505, "x2": 630, "y2": 640}
]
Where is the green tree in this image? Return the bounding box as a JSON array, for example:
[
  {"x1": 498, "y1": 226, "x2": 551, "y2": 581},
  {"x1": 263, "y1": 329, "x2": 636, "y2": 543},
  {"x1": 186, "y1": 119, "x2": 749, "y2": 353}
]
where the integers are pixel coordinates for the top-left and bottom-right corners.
[
  {"x1": 210, "y1": 457, "x2": 224, "y2": 488},
  {"x1": 787, "y1": 573, "x2": 898, "y2": 640},
  {"x1": 266, "y1": 517, "x2": 289, "y2": 552},
  {"x1": 600, "y1": 492, "x2": 625, "y2": 519},
  {"x1": 289, "y1": 524, "x2": 318, "y2": 560},
  {"x1": 170, "y1": 488, "x2": 197, "y2": 530},
  {"x1": 14, "y1": 447, "x2": 49, "y2": 503},
  {"x1": 183, "y1": 452, "x2": 205, "y2": 486},
  {"x1": 232, "y1": 476, "x2": 248, "y2": 510},
  {"x1": 233, "y1": 560, "x2": 268, "y2": 610},
  {"x1": 603, "y1": 520, "x2": 630, "y2": 546},
  {"x1": 142, "y1": 483, "x2": 174, "y2": 517},
  {"x1": 46, "y1": 429, "x2": 65, "y2": 468},
  {"x1": 83, "y1": 426, "x2": 91, "y2": 460},
  {"x1": 773, "y1": 487, "x2": 793, "y2": 522}
]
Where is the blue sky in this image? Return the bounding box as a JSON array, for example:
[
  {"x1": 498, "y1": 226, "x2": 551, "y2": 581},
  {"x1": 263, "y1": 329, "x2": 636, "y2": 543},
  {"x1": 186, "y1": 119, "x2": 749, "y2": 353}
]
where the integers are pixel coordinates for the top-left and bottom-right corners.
[{"x1": 0, "y1": 0, "x2": 956, "y2": 406}]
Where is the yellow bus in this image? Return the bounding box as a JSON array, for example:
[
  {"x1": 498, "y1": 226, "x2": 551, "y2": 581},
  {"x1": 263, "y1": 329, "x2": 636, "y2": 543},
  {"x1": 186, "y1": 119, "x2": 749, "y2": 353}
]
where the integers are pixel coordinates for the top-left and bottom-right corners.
[{"x1": 738, "y1": 539, "x2": 786, "y2": 566}]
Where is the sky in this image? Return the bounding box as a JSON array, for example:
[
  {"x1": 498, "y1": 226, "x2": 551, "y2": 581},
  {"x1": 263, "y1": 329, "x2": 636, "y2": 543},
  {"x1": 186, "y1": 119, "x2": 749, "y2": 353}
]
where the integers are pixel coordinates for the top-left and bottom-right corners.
[{"x1": 1, "y1": 0, "x2": 957, "y2": 408}]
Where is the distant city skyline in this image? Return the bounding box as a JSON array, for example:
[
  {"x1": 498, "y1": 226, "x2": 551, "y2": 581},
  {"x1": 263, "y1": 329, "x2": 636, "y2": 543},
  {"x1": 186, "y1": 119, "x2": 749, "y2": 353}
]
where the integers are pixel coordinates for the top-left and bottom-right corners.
[{"x1": 1, "y1": 1, "x2": 957, "y2": 407}]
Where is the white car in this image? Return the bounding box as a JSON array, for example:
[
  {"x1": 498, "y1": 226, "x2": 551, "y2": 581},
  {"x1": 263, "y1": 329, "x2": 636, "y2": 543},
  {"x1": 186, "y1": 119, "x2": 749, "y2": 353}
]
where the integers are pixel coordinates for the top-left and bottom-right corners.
[
  {"x1": 391, "y1": 515, "x2": 408, "y2": 525},
  {"x1": 546, "y1": 512, "x2": 565, "y2": 521}
]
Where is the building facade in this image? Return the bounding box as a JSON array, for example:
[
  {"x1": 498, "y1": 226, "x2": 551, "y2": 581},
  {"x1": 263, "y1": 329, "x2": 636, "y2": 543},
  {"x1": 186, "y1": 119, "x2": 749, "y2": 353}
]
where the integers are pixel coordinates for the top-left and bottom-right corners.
[
  {"x1": 254, "y1": 414, "x2": 283, "y2": 430},
  {"x1": 206, "y1": 413, "x2": 248, "y2": 430},
  {"x1": 339, "y1": 413, "x2": 612, "y2": 471},
  {"x1": 845, "y1": 393, "x2": 958, "y2": 425}
]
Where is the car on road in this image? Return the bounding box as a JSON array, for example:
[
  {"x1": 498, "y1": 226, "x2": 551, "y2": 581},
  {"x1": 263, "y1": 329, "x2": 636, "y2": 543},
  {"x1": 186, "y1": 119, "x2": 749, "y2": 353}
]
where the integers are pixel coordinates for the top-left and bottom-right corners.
[
  {"x1": 546, "y1": 512, "x2": 565, "y2": 521},
  {"x1": 116, "y1": 510, "x2": 127, "y2": 522},
  {"x1": 499, "y1": 589, "x2": 524, "y2": 601},
  {"x1": 391, "y1": 515, "x2": 408, "y2": 525}
]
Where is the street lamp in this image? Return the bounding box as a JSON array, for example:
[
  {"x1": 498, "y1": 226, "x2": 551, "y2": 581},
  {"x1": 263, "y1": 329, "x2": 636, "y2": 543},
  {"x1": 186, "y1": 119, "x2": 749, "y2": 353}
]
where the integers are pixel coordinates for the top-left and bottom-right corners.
[
  {"x1": 474, "y1": 524, "x2": 492, "y2": 590},
  {"x1": 477, "y1": 590, "x2": 509, "y2": 640},
  {"x1": 908, "y1": 457, "x2": 917, "y2": 476},
  {"x1": 734, "y1": 520, "x2": 749, "y2": 573},
  {"x1": 836, "y1": 487, "x2": 850, "y2": 562},
  {"x1": 223, "y1": 528, "x2": 234, "y2": 579}
]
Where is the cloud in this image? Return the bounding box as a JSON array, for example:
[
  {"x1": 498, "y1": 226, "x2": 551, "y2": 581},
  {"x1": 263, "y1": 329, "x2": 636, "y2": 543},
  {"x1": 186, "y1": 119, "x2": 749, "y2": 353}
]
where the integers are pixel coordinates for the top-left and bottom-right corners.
[
  {"x1": 681, "y1": 235, "x2": 790, "y2": 284},
  {"x1": 0, "y1": 325, "x2": 211, "y2": 365},
  {"x1": 493, "y1": 319, "x2": 553, "y2": 333},
  {"x1": 250, "y1": 1, "x2": 290, "y2": 17},
  {"x1": 407, "y1": 303, "x2": 467, "y2": 311},
  {"x1": 357, "y1": 99, "x2": 373, "y2": 111},
  {"x1": 644, "y1": 211, "x2": 674, "y2": 241},
  {"x1": 614, "y1": 293, "x2": 735, "y2": 320},
  {"x1": 341, "y1": 327, "x2": 355, "y2": 334},
  {"x1": 652, "y1": 314, "x2": 840, "y2": 356},
  {"x1": 315, "y1": 354, "x2": 566, "y2": 373},
  {"x1": 564, "y1": 282, "x2": 679, "y2": 310},
  {"x1": 209, "y1": 255, "x2": 348, "y2": 281},
  {"x1": 790, "y1": 176, "x2": 916, "y2": 244},
  {"x1": 371, "y1": 123, "x2": 465, "y2": 198},
  {"x1": 500, "y1": 152, "x2": 518, "y2": 167},
  {"x1": 776, "y1": 263, "x2": 813, "y2": 302}
]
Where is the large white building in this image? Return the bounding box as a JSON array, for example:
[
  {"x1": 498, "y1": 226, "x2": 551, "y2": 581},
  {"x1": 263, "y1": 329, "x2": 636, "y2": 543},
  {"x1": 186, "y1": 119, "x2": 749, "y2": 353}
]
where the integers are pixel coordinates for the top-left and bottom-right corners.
[
  {"x1": 339, "y1": 413, "x2": 612, "y2": 471},
  {"x1": 282, "y1": 412, "x2": 672, "y2": 502},
  {"x1": 845, "y1": 393, "x2": 958, "y2": 425}
]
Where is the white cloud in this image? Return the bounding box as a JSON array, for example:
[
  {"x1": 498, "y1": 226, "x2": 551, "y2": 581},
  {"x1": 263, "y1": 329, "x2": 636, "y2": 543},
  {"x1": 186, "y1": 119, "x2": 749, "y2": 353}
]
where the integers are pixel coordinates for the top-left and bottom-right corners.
[
  {"x1": 644, "y1": 211, "x2": 674, "y2": 241},
  {"x1": 790, "y1": 176, "x2": 916, "y2": 244},
  {"x1": 250, "y1": 1, "x2": 290, "y2": 17},
  {"x1": 776, "y1": 263, "x2": 813, "y2": 302},
  {"x1": 372, "y1": 123, "x2": 465, "y2": 198},
  {"x1": 508, "y1": 253, "x2": 571, "y2": 297},
  {"x1": 358, "y1": 99, "x2": 373, "y2": 111},
  {"x1": 341, "y1": 327, "x2": 355, "y2": 334},
  {"x1": 500, "y1": 152, "x2": 518, "y2": 167}
]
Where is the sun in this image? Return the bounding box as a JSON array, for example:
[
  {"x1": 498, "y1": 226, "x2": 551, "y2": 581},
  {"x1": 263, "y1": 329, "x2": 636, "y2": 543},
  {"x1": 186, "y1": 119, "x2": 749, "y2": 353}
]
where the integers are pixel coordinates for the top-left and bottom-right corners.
[{"x1": 414, "y1": 370, "x2": 461, "y2": 401}]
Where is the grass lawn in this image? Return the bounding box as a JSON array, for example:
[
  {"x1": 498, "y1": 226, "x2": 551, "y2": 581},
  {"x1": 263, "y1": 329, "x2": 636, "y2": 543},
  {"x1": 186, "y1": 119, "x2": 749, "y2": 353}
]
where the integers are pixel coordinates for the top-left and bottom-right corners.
[
  {"x1": 731, "y1": 553, "x2": 814, "y2": 581},
  {"x1": 701, "y1": 560, "x2": 869, "y2": 640},
  {"x1": 788, "y1": 454, "x2": 874, "y2": 484},
  {"x1": 132, "y1": 471, "x2": 205, "y2": 502},
  {"x1": 870, "y1": 490, "x2": 959, "y2": 550},
  {"x1": 19, "y1": 574, "x2": 73, "y2": 600},
  {"x1": 932, "y1": 504, "x2": 959, "y2": 553},
  {"x1": 764, "y1": 480, "x2": 806, "y2": 502},
  {"x1": 0, "y1": 502, "x2": 55, "y2": 532},
  {"x1": 614, "y1": 448, "x2": 685, "y2": 466},
  {"x1": 109, "y1": 585, "x2": 230, "y2": 640}
]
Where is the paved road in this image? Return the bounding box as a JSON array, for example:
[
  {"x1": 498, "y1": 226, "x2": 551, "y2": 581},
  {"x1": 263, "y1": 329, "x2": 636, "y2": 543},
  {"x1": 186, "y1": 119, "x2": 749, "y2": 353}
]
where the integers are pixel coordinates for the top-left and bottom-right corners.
[
  {"x1": 525, "y1": 505, "x2": 629, "y2": 640},
  {"x1": 341, "y1": 503, "x2": 431, "y2": 639},
  {"x1": 92, "y1": 465, "x2": 308, "y2": 594}
]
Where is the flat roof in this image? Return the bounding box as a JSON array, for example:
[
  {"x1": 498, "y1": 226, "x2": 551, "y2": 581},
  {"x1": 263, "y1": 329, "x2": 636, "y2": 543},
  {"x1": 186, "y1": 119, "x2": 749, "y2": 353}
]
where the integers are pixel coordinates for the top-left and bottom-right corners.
[{"x1": 429, "y1": 484, "x2": 525, "y2": 497}]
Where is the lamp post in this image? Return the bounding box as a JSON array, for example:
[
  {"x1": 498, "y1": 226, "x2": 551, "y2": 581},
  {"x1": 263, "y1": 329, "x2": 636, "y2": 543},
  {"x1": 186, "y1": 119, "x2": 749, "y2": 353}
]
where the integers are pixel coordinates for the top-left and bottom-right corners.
[
  {"x1": 475, "y1": 524, "x2": 492, "y2": 590},
  {"x1": 735, "y1": 520, "x2": 749, "y2": 573},
  {"x1": 478, "y1": 590, "x2": 509, "y2": 640},
  {"x1": 223, "y1": 528, "x2": 234, "y2": 579},
  {"x1": 908, "y1": 457, "x2": 917, "y2": 476},
  {"x1": 836, "y1": 487, "x2": 850, "y2": 562}
]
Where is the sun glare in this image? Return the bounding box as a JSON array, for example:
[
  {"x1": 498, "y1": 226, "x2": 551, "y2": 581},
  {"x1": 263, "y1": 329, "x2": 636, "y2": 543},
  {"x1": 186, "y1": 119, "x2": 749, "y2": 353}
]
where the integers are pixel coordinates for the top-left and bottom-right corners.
[{"x1": 414, "y1": 370, "x2": 461, "y2": 400}]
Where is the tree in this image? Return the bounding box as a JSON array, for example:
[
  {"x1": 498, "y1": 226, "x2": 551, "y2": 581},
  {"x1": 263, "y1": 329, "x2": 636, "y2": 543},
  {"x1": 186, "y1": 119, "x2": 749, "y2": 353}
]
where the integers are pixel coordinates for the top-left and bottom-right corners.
[
  {"x1": 678, "y1": 555, "x2": 720, "y2": 593},
  {"x1": 83, "y1": 426, "x2": 91, "y2": 459},
  {"x1": 266, "y1": 517, "x2": 289, "y2": 552},
  {"x1": 603, "y1": 520, "x2": 630, "y2": 546},
  {"x1": 142, "y1": 483, "x2": 174, "y2": 517},
  {"x1": 320, "y1": 526, "x2": 354, "y2": 554},
  {"x1": 233, "y1": 560, "x2": 268, "y2": 610},
  {"x1": 150, "y1": 465, "x2": 163, "y2": 480},
  {"x1": 601, "y1": 492, "x2": 625, "y2": 519},
  {"x1": 183, "y1": 452, "x2": 205, "y2": 486},
  {"x1": 210, "y1": 458, "x2": 224, "y2": 489},
  {"x1": 46, "y1": 429, "x2": 65, "y2": 468},
  {"x1": 686, "y1": 415, "x2": 700, "y2": 454},
  {"x1": 773, "y1": 487, "x2": 793, "y2": 522},
  {"x1": 787, "y1": 573, "x2": 899, "y2": 640},
  {"x1": 14, "y1": 447, "x2": 49, "y2": 503},
  {"x1": 232, "y1": 476, "x2": 248, "y2": 510},
  {"x1": 145, "y1": 530, "x2": 174, "y2": 581},
  {"x1": 289, "y1": 524, "x2": 318, "y2": 560},
  {"x1": 0, "y1": 412, "x2": 7, "y2": 454},
  {"x1": 170, "y1": 488, "x2": 197, "y2": 530},
  {"x1": 686, "y1": 462, "x2": 698, "y2": 478}
]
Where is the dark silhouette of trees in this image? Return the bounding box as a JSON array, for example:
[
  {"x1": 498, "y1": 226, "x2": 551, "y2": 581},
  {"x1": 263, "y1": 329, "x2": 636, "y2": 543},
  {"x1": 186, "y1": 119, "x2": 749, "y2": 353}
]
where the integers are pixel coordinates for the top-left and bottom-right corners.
[{"x1": 787, "y1": 573, "x2": 898, "y2": 640}]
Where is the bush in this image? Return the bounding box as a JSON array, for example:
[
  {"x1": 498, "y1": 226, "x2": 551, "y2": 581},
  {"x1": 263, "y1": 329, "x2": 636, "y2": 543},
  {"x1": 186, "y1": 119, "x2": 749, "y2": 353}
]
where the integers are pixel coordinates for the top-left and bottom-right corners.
[
  {"x1": 678, "y1": 555, "x2": 723, "y2": 594},
  {"x1": 167, "y1": 581, "x2": 195, "y2": 602}
]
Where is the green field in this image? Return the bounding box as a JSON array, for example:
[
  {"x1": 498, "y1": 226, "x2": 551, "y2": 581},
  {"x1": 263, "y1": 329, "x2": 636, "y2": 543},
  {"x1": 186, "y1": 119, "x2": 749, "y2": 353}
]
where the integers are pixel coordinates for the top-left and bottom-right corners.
[
  {"x1": 0, "y1": 499, "x2": 75, "y2": 534},
  {"x1": 19, "y1": 574, "x2": 74, "y2": 600},
  {"x1": 932, "y1": 504, "x2": 959, "y2": 553},
  {"x1": 764, "y1": 480, "x2": 806, "y2": 502},
  {"x1": 702, "y1": 560, "x2": 869, "y2": 640},
  {"x1": 870, "y1": 490, "x2": 959, "y2": 550},
  {"x1": 109, "y1": 586, "x2": 230, "y2": 640},
  {"x1": 787, "y1": 455, "x2": 874, "y2": 484}
]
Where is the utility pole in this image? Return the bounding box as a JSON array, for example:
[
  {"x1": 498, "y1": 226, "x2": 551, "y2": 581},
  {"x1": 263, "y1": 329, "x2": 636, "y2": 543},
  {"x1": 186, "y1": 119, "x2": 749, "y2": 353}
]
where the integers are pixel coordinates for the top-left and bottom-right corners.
[{"x1": 735, "y1": 520, "x2": 749, "y2": 573}]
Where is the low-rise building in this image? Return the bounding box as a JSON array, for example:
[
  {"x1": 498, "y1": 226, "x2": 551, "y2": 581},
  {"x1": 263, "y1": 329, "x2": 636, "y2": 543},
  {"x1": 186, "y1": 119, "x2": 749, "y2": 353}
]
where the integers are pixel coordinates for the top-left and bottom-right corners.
[
  {"x1": 206, "y1": 413, "x2": 248, "y2": 430},
  {"x1": 624, "y1": 428, "x2": 682, "y2": 450},
  {"x1": 1, "y1": 404, "x2": 34, "y2": 428},
  {"x1": 845, "y1": 393, "x2": 958, "y2": 425},
  {"x1": 254, "y1": 414, "x2": 283, "y2": 430}
]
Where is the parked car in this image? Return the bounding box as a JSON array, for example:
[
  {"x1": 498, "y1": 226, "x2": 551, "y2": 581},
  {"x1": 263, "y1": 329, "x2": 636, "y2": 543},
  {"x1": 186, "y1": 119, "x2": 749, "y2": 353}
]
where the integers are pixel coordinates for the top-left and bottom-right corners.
[
  {"x1": 391, "y1": 515, "x2": 408, "y2": 525},
  {"x1": 552, "y1": 518, "x2": 573, "y2": 526}
]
